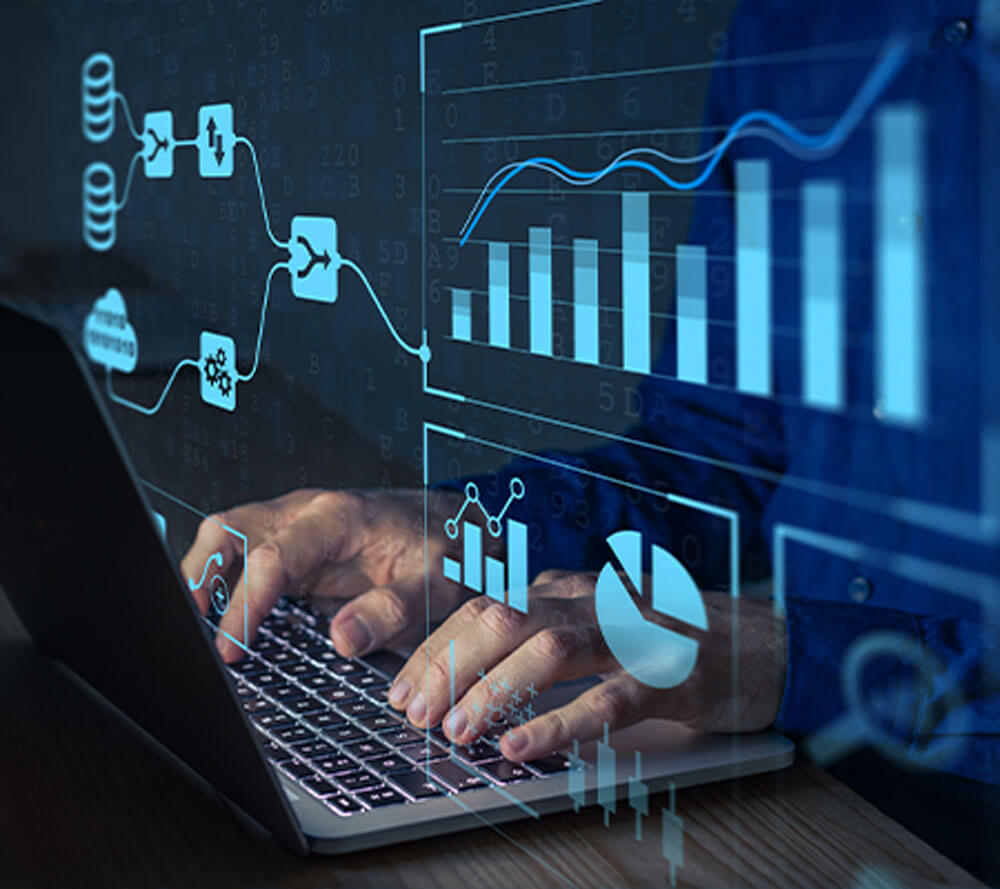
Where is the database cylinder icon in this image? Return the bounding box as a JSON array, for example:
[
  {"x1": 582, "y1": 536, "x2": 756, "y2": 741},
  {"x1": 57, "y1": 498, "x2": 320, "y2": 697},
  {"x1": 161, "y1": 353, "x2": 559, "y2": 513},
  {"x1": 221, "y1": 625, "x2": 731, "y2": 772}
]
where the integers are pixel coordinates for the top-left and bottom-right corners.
[
  {"x1": 83, "y1": 162, "x2": 117, "y2": 251},
  {"x1": 81, "y1": 53, "x2": 115, "y2": 142}
]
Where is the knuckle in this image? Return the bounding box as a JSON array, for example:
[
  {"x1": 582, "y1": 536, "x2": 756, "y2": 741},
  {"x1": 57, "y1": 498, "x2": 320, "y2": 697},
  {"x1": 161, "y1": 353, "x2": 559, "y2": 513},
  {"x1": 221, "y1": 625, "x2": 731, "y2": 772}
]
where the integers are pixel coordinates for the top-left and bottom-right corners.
[
  {"x1": 589, "y1": 684, "x2": 634, "y2": 726},
  {"x1": 249, "y1": 538, "x2": 289, "y2": 584},
  {"x1": 310, "y1": 490, "x2": 345, "y2": 515},
  {"x1": 540, "y1": 708, "x2": 569, "y2": 746},
  {"x1": 198, "y1": 513, "x2": 226, "y2": 540},
  {"x1": 458, "y1": 596, "x2": 492, "y2": 623},
  {"x1": 376, "y1": 586, "x2": 413, "y2": 630},
  {"x1": 424, "y1": 654, "x2": 451, "y2": 690},
  {"x1": 531, "y1": 626, "x2": 578, "y2": 663},
  {"x1": 534, "y1": 569, "x2": 560, "y2": 586},
  {"x1": 480, "y1": 601, "x2": 530, "y2": 637}
]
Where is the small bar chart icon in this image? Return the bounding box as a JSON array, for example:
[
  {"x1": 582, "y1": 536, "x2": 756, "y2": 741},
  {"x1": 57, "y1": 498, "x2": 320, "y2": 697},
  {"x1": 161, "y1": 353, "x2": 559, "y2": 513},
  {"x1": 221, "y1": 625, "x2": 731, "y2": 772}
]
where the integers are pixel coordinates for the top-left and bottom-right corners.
[{"x1": 442, "y1": 479, "x2": 529, "y2": 613}]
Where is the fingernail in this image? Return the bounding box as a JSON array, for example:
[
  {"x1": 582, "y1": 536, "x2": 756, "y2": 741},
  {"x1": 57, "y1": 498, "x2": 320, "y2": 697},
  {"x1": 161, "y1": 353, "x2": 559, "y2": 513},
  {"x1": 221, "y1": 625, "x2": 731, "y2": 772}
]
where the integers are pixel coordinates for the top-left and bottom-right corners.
[
  {"x1": 504, "y1": 727, "x2": 528, "y2": 755},
  {"x1": 388, "y1": 677, "x2": 411, "y2": 708},
  {"x1": 445, "y1": 707, "x2": 467, "y2": 741},
  {"x1": 331, "y1": 615, "x2": 372, "y2": 657},
  {"x1": 407, "y1": 692, "x2": 427, "y2": 726}
]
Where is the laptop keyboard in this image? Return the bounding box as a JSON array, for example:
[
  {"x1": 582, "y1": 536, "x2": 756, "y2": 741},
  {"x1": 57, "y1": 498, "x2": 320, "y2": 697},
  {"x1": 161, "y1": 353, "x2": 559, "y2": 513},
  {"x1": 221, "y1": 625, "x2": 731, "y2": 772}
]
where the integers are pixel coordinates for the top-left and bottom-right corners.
[{"x1": 218, "y1": 598, "x2": 568, "y2": 818}]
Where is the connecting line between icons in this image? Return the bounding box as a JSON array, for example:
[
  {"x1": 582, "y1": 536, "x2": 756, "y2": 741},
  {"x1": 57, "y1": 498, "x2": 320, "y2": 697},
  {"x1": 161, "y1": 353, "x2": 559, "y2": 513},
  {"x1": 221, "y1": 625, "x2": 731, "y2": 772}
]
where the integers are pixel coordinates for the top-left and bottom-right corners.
[
  {"x1": 238, "y1": 261, "x2": 290, "y2": 382},
  {"x1": 105, "y1": 358, "x2": 199, "y2": 416},
  {"x1": 340, "y1": 257, "x2": 430, "y2": 362},
  {"x1": 113, "y1": 91, "x2": 143, "y2": 142},
  {"x1": 234, "y1": 135, "x2": 291, "y2": 251},
  {"x1": 115, "y1": 150, "x2": 143, "y2": 211}
]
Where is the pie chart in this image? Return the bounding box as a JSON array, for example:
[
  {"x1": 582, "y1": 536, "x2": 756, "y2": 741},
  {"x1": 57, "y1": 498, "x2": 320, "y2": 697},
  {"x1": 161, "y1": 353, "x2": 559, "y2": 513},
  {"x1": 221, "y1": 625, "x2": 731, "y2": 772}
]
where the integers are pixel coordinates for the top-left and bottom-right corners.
[{"x1": 595, "y1": 530, "x2": 708, "y2": 689}]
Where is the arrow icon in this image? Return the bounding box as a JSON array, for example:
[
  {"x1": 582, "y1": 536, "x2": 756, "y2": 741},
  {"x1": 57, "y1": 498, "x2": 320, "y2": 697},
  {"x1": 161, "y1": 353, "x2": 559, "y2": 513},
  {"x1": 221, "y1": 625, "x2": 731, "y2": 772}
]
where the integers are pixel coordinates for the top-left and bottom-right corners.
[
  {"x1": 206, "y1": 116, "x2": 216, "y2": 150},
  {"x1": 214, "y1": 133, "x2": 224, "y2": 166},
  {"x1": 295, "y1": 234, "x2": 332, "y2": 278},
  {"x1": 146, "y1": 128, "x2": 169, "y2": 163}
]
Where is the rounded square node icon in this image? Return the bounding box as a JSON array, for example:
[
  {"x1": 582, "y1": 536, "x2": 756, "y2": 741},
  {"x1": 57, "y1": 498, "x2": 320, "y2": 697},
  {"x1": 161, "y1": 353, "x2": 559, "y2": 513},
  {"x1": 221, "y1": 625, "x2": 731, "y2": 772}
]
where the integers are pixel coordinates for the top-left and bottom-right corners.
[
  {"x1": 199, "y1": 331, "x2": 237, "y2": 411},
  {"x1": 291, "y1": 216, "x2": 339, "y2": 303},
  {"x1": 197, "y1": 103, "x2": 234, "y2": 178},
  {"x1": 142, "y1": 110, "x2": 174, "y2": 179}
]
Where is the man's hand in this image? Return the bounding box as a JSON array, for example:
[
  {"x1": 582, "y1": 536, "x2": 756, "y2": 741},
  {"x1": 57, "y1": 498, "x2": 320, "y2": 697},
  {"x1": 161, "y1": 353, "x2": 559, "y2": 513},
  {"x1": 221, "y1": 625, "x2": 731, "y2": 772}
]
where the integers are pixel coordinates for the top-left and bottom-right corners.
[
  {"x1": 387, "y1": 570, "x2": 786, "y2": 761},
  {"x1": 180, "y1": 487, "x2": 470, "y2": 662}
]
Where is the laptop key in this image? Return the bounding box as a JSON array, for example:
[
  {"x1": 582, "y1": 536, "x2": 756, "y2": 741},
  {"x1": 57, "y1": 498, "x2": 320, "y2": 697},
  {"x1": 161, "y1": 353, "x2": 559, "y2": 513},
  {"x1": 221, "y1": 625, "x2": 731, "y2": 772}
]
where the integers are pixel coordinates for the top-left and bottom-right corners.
[
  {"x1": 479, "y1": 759, "x2": 533, "y2": 784},
  {"x1": 325, "y1": 724, "x2": 367, "y2": 744},
  {"x1": 336, "y1": 770, "x2": 380, "y2": 792},
  {"x1": 357, "y1": 787, "x2": 407, "y2": 808},
  {"x1": 280, "y1": 759, "x2": 315, "y2": 780},
  {"x1": 526, "y1": 754, "x2": 569, "y2": 774},
  {"x1": 302, "y1": 775, "x2": 340, "y2": 797},
  {"x1": 255, "y1": 712, "x2": 295, "y2": 731},
  {"x1": 305, "y1": 710, "x2": 346, "y2": 730},
  {"x1": 324, "y1": 794, "x2": 365, "y2": 816},
  {"x1": 274, "y1": 724, "x2": 312, "y2": 744},
  {"x1": 338, "y1": 699, "x2": 380, "y2": 719},
  {"x1": 343, "y1": 738, "x2": 392, "y2": 760},
  {"x1": 291, "y1": 739, "x2": 337, "y2": 759},
  {"x1": 389, "y1": 768, "x2": 447, "y2": 799},
  {"x1": 358, "y1": 712, "x2": 399, "y2": 732},
  {"x1": 367, "y1": 754, "x2": 412, "y2": 774},
  {"x1": 430, "y1": 758, "x2": 489, "y2": 792},
  {"x1": 287, "y1": 697, "x2": 325, "y2": 715},
  {"x1": 378, "y1": 725, "x2": 424, "y2": 746},
  {"x1": 314, "y1": 754, "x2": 358, "y2": 775}
]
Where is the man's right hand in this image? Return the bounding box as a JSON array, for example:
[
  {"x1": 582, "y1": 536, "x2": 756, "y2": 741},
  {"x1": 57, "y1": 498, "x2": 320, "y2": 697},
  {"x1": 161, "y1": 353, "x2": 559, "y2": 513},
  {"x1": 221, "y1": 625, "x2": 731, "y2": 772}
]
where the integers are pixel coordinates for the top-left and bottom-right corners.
[{"x1": 180, "y1": 487, "x2": 468, "y2": 663}]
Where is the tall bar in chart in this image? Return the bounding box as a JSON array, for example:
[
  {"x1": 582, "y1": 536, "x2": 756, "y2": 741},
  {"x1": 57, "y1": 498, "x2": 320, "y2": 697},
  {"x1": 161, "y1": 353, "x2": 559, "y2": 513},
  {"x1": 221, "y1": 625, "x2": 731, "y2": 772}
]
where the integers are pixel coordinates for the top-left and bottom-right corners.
[
  {"x1": 876, "y1": 105, "x2": 925, "y2": 424},
  {"x1": 451, "y1": 288, "x2": 471, "y2": 342},
  {"x1": 488, "y1": 242, "x2": 510, "y2": 348},
  {"x1": 445, "y1": 517, "x2": 529, "y2": 614},
  {"x1": 735, "y1": 160, "x2": 771, "y2": 395},
  {"x1": 802, "y1": 182, "x2": 844, "y2": 409},
  {"x1": 676, "y1": 245, "x2": 707, "y2": 384},
  {"x1": 574, "y1": 238, "x2": 599, "y2": 364},
  {"x1": 529, "y1": 227, "x2": 553, "y2": 356},
  {"x1": 622, "y1": 192, "x2": 650, "y2": 373}
]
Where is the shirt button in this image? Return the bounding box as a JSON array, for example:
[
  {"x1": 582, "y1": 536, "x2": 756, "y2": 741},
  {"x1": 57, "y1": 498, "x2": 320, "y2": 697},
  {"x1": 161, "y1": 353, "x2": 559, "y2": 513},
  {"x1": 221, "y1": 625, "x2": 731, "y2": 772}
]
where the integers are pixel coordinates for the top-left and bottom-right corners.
[
  {"x1": 942, "y1": 18, "x2": 972, "y2": 46},
  {"x1": 847, "y1": 575, "x2": 872, "y2": 603}
]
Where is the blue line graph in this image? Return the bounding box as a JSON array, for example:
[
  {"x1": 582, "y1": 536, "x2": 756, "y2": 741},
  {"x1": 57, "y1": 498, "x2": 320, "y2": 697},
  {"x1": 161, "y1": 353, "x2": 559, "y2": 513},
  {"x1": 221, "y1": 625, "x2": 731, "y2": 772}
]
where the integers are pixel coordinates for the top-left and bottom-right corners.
[{"x1": 458, "y1": 37, "x2": 909, "y2": 245}]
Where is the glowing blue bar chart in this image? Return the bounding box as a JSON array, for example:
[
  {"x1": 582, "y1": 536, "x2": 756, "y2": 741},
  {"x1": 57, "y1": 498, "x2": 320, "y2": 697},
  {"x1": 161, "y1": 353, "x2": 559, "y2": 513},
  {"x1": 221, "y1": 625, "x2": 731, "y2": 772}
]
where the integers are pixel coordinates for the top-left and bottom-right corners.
[
  {"x1": 573, "y1": 238, "x2": 599, "y2": 364},
  {"x1": 622, "y1": 192, "x2": 650, "y2": 374},
  {"x1": 802, "y1": 182, "x2": 843, "y2": 409},
  {"x1": 736, "y1": 160, "x2": 771, "y2": 396},
  {"x1": 488, "y1": 241, "x2": 510, "y2": 348},
  {"x1": 876, "y1": 104, "x2": 925, "y2": 424},
  {"x1": 529, "y1": 227, "x2": 552, "y2": 356},
  {"x1": 676, "y1": 245, "x2": 707, "y2": 385},
  {"x1": 451, "y1": 288, "x2": 471, "y2": 342},
  {"x1": 445, "y1": 517, "x2": 528, "y2": 613}
]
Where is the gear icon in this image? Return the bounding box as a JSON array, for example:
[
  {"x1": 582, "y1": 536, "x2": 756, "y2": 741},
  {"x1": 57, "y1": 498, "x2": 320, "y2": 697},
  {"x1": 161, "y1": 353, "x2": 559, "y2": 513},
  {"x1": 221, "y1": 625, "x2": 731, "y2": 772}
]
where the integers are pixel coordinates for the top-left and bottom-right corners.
[
  {"x1": 203, "y1": 353, "x2": 220, "y2": 384},
  {"x1": 216, "y1": 370, "x2": 233, "y2": 398}
]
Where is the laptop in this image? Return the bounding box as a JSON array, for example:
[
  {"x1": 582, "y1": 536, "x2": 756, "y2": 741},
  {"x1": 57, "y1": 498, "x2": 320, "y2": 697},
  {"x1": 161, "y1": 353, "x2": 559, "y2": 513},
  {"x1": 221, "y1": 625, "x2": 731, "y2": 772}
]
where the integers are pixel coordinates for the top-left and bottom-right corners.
[{"x1": 0, "y1": 302, "x2": 793, "y2": 855}]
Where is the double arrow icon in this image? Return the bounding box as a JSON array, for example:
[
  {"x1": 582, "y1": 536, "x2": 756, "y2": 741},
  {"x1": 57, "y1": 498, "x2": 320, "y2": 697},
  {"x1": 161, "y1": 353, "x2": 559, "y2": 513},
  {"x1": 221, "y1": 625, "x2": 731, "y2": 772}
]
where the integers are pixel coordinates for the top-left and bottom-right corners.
[{"x1": 205, "y1": 116, "x2": 225, "y2": 166}]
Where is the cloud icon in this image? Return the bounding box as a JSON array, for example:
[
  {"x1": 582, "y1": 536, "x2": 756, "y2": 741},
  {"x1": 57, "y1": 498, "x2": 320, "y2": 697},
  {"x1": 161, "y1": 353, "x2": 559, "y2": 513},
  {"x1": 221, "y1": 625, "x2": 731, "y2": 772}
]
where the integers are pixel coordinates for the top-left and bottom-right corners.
[{"x1": 83, "y1": 288, "x2": 138, "y2": 373}]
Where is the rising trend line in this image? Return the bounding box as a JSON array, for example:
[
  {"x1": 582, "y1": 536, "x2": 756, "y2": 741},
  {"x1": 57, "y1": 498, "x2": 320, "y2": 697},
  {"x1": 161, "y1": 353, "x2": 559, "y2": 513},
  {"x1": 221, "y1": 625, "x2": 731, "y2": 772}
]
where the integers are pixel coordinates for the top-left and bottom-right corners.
[
  {"x1": 458, "y1": 36, "x2": 909, "y2": 245},
  {"x1": 105, "y1": 358, "x2": 199, "y2": 416},
  {"x1": 238, "y1": 261, "x2": 290, "y2": 382},
  {"x1": 235, "y1": 136, "x2": 291, "y2": 251},
  {"x1": 114, "y1": 91, "x2": 144, "y2": 142},
  {"x1": 341, "y1": 258, "x2": 430, "y2": 361}
]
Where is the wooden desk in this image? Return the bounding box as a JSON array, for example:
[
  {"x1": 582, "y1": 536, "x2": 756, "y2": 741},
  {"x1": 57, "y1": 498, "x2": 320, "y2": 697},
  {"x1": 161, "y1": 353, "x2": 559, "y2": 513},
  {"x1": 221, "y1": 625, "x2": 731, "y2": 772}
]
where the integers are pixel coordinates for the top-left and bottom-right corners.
[{"x1": 0, "y1": 589, "x2": 977, "y2": 889}]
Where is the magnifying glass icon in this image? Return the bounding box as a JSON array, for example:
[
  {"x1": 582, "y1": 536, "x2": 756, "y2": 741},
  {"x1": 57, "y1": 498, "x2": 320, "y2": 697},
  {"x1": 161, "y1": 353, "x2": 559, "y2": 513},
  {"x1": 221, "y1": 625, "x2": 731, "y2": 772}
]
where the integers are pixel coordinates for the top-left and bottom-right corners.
[{"x1": 804, "y1": 631, "x2": 968, "y2": 771}]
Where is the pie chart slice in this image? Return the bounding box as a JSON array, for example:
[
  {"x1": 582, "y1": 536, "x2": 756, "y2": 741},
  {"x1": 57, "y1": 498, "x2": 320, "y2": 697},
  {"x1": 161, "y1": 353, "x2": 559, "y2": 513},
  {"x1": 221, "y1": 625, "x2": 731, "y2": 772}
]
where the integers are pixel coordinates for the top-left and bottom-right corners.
[{"x1": 595, "y1": 531, "x2": 706, "y2": 690}]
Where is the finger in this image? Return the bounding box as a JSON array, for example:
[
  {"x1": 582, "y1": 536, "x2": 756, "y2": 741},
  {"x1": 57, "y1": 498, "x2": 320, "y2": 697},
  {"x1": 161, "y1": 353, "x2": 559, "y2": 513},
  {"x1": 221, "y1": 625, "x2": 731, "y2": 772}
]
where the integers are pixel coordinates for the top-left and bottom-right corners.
[
  {"x1": 180, "y1": 511, "x2": 249, "y2": 615},
  {"x1": 444, "y1": 616, "x2": 614, "y2": 746},
  {"x1": 499, "y1": 673, "x2": 651, "y2": 762},
  {"x1": 327, "y1": 571, "x2": 441, "y2": 660},
  {"x1": 389, "y1": 595, "x2": 591, "y2": 731},
  {"x1": 216, "y1": 497, "x2": 364, "y2": 662}
]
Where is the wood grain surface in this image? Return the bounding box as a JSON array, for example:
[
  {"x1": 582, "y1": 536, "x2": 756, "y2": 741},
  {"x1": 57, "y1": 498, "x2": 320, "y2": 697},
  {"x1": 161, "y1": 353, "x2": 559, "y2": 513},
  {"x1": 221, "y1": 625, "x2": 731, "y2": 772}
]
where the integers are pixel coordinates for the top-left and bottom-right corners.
[{"x1": 0, "y1": 588, "x2": 979, "y2": 889}]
